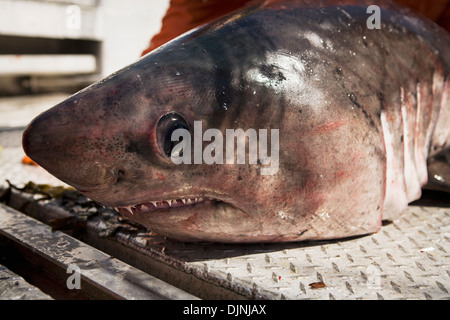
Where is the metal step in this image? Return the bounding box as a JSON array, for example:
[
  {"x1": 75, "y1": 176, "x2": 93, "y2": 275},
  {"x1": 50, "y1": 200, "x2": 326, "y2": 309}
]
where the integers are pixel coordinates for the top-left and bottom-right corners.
[
  {"x1": 0, "y1": 203, "x2": 198, "y2": 300},
  {"x1": 0, "y1": 263, "x2": 53, "y2": 300}
]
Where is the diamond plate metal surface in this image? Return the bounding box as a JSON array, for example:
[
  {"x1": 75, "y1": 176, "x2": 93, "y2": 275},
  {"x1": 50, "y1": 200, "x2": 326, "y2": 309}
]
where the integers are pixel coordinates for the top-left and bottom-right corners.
[
  {"x1": 186, "y1": 206, "x2": 450, "y2": 300},
  {"x1": 0, "y1": 264, "x2": 53, "y2": 300},
  {"x1": 1, "y1": 127, "x2": 449, "y2": 300}
]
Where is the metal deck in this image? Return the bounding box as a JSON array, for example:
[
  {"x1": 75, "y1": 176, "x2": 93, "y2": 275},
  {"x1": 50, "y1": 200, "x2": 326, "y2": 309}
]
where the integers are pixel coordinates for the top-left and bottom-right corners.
[{"x1": 0, "y1": 97, "x2": 449, "y2": 300}]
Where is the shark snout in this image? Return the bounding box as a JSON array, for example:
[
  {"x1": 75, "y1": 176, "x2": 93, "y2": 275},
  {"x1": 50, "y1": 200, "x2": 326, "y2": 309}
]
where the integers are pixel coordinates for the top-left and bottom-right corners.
[{"x1": 22, "y1": 108, "x2": 118, "y2": 192}]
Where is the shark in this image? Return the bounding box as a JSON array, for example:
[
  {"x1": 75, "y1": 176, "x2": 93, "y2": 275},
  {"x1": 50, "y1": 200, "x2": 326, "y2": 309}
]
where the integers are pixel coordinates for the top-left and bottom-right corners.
[{"x1": 23, "y1": 0, "x2": 449, "y2": 242}]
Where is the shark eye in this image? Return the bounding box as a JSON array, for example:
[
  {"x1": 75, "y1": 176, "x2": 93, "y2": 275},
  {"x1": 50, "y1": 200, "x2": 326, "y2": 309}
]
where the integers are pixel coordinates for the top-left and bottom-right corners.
[{"x1": 156, "y1": 112, "x2": 190, "y2": 157}]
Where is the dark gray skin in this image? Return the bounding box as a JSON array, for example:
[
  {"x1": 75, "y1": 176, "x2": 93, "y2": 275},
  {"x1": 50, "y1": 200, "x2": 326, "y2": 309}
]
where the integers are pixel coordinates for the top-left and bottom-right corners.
[{"x1": 23, "y1": 0, "x2": 450, "y2": 242}]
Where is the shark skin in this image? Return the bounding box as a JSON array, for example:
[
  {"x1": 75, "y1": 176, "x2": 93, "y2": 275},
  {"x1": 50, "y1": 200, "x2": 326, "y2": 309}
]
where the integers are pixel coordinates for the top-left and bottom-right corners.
[{"x1": 22, "y1": 0, "x2": 450, "y2": 243}]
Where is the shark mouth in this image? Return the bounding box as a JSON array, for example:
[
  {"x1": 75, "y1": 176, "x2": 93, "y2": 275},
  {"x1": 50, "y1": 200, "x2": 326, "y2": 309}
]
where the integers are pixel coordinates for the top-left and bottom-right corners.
[{"x1": 114, "y1": 197, "x2": 213, "y2": 215}]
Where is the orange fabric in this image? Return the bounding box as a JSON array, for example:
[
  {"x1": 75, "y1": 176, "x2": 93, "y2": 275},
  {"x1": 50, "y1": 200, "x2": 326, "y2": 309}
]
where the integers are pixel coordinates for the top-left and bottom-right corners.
[
  {"x1": 436, "y1": 2, "x2": 450, "y2": 32},
  {"x1": 142, "y1": 0, "x2": 450, "y2": 56},
  {"x1": 22, "y1": 155, "x2": 38, "y2": 166},
  {"x1": 394, "y1": 0, "x2": 449, "y2": 22},
  {"x1": 141, "y1": 0, "x2": 254, "y2": 55}
]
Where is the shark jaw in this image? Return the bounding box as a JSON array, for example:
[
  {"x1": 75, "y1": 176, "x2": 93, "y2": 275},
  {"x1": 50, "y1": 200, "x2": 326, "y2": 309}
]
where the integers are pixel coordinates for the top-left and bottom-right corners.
[{"x1": 114, "y1": 197, "x2": 211, "y2": 215}]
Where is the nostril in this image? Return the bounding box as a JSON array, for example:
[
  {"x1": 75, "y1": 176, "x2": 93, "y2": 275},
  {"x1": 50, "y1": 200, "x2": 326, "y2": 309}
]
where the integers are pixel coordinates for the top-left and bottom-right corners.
[{"x1": 112, "y1": 168, "x2": 126, "y2": 183}]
